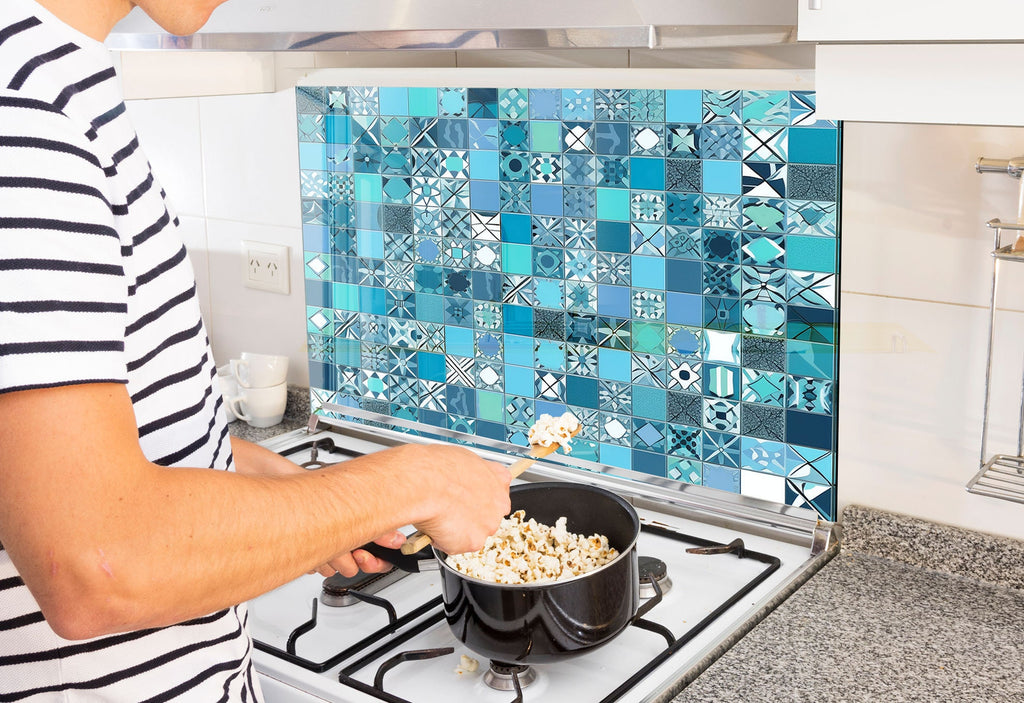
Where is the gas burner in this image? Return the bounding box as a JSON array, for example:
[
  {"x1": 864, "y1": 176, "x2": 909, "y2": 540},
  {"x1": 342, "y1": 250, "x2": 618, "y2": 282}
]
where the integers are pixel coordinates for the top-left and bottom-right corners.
[
  {"x1": 638, "y1": 555, "x2": 672, "y2": 599},
  {"x1": 320, "y1": 567, "x2": 408, "y2": 607},
  {"x1": 301, "y1": 438, "x2": 343, "y2": 469},
  {"x1": 277, "y1": 437, "x2": 362, "y2": 470},
  {"x1": 483, "y1": 661, "x2": 538, "y2": 692}
]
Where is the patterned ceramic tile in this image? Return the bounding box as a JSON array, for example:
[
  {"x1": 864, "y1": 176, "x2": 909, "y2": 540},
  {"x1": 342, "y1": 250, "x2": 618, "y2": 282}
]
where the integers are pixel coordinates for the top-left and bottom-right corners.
[{"x1": 298, "y1": 86, "x2": 841, "y2": 520}]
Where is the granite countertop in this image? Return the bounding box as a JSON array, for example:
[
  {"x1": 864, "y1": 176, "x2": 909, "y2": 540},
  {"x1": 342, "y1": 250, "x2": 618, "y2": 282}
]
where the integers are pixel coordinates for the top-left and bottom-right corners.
[
  {"x1": 227, "y1": 384, "x2": 310, "y2": 443},
  {"x1": 672, "y1": 505, "x2": 1024, "y2": 702}
]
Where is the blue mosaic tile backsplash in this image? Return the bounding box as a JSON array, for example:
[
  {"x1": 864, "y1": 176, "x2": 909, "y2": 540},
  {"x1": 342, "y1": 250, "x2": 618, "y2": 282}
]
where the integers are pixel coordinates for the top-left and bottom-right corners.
[{"x1": 295, "y1": 86, "x2": 840, "y2": 520}]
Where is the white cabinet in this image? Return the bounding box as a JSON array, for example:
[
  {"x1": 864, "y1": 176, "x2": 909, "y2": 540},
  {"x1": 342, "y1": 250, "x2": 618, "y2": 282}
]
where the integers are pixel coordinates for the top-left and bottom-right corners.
[
  {"x1": 801, "y1": 2, "x2": 1024, "y2": 126},
  {"x1": 798, "y1": 0, "x2": 1024, "y2": 42}
]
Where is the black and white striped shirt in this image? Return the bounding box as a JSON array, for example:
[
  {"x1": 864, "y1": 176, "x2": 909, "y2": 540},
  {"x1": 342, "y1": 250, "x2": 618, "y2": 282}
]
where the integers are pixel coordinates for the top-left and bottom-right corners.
[{"x1": 0, "y1": 0, "x2": 260, "y2": 699}]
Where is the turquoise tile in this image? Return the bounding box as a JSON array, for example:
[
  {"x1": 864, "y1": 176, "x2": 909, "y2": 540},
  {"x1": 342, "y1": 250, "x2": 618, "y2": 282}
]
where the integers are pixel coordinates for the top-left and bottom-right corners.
[
  {"x1": 378, "y1": 87, "x2": 408, "y2": 116},
  {"x1": 596, "y1": 187, "x2": 630, "y2": 220},
  {"x1": 630, "y1": 157, "x2": 665, "y2": 190},
  {"x1": 786, "y1": 235, "x2": 836, "y2": 273},
  {"x1": 352, "y1": 173, "x2": 382, "y2": 202},
  {"x1": 331, "y1": 283, "x2": 359, "y2": 312},
  {"x1": 407, "y1": 87, "x2": 438, "y2": 117},
  {"x1": 501, "y1": 243, "x2": 532, "y2": 275},
  {"x1": 359, "y1": 287, "x2": 385, "y2": 315},
  {"x1": 598, "y1": 347, "x2": 631, "y2": 382},
  {"x1": 469, "y1": 150, "x2": 499, "y2": 180},
  {"x1": 631, "y1": 255, "x2": 666, "y2": 290},
  {"x1": 788, "y1": 126, "x2": 839, "y2": 164},
  {"x1": 530, "y1": 120, "x2": 561, "y2": 152},
  {"x1": 665, "y1": 89, "x2": 702, "y2": 123},
  {"x1": 599, "y1": 442, "x2": 631, "y2": 470},
  {"x1": 325, "y1": 115, "x2": 352, "y2": 143},
  {"x1": 417, "y1": 351, "x2": 445, "y2": 381},
  {"x1": 633, "y1": 385, "x2": 667, "y2": 421},
  {"x1": 787, "y1": 340, "x2": 834, "y2": 379},
  {"x1": 703, "y1": 159, "x2": 742, "y2": 195},
  {"x1": 414, "y1": 293, "x2": 443, "y2": 323},
  {"x1": 503, "y1": 333, "x2": 533, "y2": 366},
  {"x1": 500, "y1": 213, "x2": 531, "y2": 243},
  {"x1": 298, "y1": 142, "x2": 328, "y2": 170},
  {"x1": 356, "y1": 230, "x2": 384, "y2": 259},
  {"x1": 505, "y1": 364, "x2": 534, "y2": 396}
]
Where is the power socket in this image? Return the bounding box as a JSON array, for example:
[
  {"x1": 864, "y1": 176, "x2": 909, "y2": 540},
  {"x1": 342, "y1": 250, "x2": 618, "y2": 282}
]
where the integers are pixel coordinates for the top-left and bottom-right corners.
[{"x1": 242, "y1": 240, "x2": 290, "y2": 294}]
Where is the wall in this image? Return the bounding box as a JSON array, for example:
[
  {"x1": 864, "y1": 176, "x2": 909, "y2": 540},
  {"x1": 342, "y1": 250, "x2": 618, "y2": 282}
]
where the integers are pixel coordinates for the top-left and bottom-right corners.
[
  {"x1": 840, "y1": 122, "x2": 1024, "y2": 541},
  {"x1": 125, "y1": 91, "x2": 310, "y2": 384},
  {"x1": 124, "y1": 70, "x2": 1024, "y2": 541}
]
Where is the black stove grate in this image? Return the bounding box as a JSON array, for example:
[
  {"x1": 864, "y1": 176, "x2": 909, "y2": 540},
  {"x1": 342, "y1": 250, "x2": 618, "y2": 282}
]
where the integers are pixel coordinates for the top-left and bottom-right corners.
[
  {"x1": 257, "y1": 434, "x2": 783, "y2": 701},
  {"x1": 253, "y1": 523, "x2": 780, "y2": 703}
]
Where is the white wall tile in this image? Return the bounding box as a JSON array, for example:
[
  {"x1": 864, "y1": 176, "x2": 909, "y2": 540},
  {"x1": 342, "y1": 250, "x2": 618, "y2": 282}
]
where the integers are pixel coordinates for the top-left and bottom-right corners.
[
  {"x1": 842, "y1": 121, "x2": 1024, "y2": 310},
  {"x1": 198, "y1": 90, "x2": 301, "y2": 228},
  {"x1": 176, "y1": 215, "x2": 212, "y2": 333},
  {"x1": 454, "y1": 49, "x2": 629, "y2": 69},
  {"x1": 838, "y1": 291, "x2": 1024, "y2": 540},
  {"x1": 204, "y1": 218, "x2": 308, "y2": 385},
  {"x1": 119, "y1": 52, "x2": 275, "y2": 100},
  {"x1": 125, "y1": 97, "x2": 206, "y2": 218}
]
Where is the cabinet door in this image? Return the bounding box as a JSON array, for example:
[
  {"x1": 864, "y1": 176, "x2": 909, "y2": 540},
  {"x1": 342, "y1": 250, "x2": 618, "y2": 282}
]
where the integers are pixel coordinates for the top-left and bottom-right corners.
[
  {"x1": 799, "y1": 0, "x2": 1024, "y2": 41},
  {"x1": 814, "y1": 43, "x2": 1024, "y2": 126}
]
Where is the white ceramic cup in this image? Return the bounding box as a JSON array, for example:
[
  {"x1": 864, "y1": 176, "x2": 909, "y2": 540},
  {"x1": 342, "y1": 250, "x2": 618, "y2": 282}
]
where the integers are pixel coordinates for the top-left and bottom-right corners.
[
  {"x1": 216, "y1": 364, "x2": 239, "y2": 421},
  {"x1": 226, "y1": 382, "x2": 288, "y2": 428},
  {"x1": 231, "y1": 352, "x2": 288, "y2": 389}
]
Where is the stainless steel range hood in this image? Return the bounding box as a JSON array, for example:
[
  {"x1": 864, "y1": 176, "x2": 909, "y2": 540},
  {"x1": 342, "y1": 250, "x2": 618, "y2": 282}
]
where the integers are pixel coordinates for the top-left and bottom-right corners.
[{"x1": 106, "y1": 0, "x2": 798, "y2": 52}]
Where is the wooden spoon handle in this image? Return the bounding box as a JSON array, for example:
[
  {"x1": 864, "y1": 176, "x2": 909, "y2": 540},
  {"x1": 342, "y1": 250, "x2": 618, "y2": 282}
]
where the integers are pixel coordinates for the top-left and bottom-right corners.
[{"x1": 398, "y1": 434, "x2": 577, "y2": 555}]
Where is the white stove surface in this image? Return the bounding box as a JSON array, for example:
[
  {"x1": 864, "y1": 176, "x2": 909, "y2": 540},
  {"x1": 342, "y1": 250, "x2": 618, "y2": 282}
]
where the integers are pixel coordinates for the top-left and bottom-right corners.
[{"x1": 249, "y1": 422, "x2": 831, "y2": 703}]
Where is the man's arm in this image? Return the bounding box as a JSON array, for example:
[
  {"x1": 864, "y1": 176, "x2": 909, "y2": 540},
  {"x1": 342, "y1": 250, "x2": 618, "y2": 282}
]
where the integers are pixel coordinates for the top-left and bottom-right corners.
[
  {"x1": 0, "y1": 383, "x2": 510, "y2": 640},
  {"x1": 229, "y1": 435, "x2": 404, "y2": 576}
]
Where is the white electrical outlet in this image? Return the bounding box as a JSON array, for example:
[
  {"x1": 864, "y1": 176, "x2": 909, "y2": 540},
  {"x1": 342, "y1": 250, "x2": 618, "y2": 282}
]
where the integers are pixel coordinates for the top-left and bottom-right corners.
[{"x1": 242, "y1": 241, "x2": 290, "y2": 294}]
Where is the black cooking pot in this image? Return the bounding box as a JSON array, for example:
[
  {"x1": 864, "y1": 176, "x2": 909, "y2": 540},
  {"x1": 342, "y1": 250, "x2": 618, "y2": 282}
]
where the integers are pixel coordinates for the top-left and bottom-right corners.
[{"x1": 363, "y1": 482, "x2": 652, "y2": 664}]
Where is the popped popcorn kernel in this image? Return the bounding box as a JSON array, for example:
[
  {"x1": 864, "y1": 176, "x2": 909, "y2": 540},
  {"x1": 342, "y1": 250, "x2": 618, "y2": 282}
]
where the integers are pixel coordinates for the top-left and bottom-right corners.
[
  {"x1": 527, "y1": 412, "x2": 580, "y2": 453},
  {"x1": 445, "y1": 510, "x2": 618, "y2": 584}
]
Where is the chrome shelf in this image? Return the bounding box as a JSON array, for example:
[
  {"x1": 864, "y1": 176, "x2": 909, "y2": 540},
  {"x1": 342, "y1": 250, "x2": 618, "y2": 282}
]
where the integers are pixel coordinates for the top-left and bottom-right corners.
[
  {"x1": 967, "y1": 454, "x2": 1024, "y2": 504},
  {"x1": 972, "y1": 160, "x2": 1024, "y2": 505}
]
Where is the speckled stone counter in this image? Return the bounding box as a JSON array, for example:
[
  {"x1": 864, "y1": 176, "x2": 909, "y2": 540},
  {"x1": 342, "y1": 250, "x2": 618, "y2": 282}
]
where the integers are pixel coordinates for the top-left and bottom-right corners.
[
  {"x1": 672, "y1": 506, "x2": 1024, "y2": 702},
  {"x1": 227, "y1": 384, "x2": 309, "y2": 443}
]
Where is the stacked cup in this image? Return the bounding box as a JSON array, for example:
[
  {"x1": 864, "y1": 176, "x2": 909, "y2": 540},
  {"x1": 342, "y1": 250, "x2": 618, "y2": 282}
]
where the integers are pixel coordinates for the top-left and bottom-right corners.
[{"x1": 221, "y1": 352, "x2": 289, "y2": 428}]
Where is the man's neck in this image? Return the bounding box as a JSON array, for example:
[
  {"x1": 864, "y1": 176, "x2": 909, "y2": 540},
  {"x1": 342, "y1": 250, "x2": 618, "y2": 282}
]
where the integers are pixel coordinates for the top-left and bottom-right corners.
[{"x1": 34, "y1": 0, "x2": 134, "y2": 41}]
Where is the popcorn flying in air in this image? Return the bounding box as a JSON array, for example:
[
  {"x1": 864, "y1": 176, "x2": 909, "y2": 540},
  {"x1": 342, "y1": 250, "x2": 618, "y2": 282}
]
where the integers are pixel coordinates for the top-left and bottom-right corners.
[{"x1": 527, "y1": 412, "x2": 580, "y2": 453}]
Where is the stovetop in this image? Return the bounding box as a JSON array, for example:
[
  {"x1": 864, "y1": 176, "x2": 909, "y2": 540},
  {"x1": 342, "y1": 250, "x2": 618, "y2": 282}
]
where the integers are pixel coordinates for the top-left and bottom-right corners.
[{"x1": 248, "y1": 411, "x2": 837, "y2": 703}]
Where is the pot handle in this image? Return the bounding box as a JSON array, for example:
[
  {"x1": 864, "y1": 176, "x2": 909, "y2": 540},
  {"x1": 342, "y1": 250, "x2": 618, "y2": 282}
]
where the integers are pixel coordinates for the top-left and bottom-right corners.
[{"x1": 359, "y1": 542, "x2": 438, "y2": 573}]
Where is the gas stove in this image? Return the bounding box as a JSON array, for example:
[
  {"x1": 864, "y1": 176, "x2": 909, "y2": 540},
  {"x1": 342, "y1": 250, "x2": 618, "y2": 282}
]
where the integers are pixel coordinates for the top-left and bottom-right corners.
[{"x1": 249, "y1": 409, "x2": 837, "y2": 703}]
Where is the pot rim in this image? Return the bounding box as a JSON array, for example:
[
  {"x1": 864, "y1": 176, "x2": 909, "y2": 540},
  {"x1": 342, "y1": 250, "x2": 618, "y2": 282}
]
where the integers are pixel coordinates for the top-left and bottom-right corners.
[
  {"x1": 433, "y1": 481, "x2": 640, "y2": 588},
  {"x1": 433, "y1": 533, "x2": 639, "y2": 588}
]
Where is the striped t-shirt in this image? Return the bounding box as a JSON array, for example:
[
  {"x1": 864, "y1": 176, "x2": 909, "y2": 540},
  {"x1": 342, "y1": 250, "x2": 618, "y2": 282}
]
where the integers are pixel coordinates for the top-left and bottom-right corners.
[{"x1": 0, "y1": 0, "x2": 261, "y2": 699}]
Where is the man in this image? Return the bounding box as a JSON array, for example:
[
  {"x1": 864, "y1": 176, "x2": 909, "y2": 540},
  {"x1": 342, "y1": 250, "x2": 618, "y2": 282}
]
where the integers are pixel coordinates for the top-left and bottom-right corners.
[{"x1": 0, "y1": 0, "x2": 512, "y2": 699}]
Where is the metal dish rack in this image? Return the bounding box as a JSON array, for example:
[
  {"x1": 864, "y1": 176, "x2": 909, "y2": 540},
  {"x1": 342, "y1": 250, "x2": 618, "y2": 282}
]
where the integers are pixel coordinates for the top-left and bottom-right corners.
[{"x1": 968, "y1": 156, "x2": 1024, "y2": 504}]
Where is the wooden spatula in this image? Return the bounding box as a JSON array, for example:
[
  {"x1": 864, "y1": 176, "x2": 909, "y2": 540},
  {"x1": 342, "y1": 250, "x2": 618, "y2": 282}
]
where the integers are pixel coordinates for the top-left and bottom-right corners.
[{"x1": 398, "y1": 427, "x2": 580, "y2": 555}]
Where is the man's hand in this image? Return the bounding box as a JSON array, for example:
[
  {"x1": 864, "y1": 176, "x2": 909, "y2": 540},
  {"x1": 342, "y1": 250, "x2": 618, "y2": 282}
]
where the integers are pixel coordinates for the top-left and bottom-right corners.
[{"x1": 399, "y1": 444, "x2": 512, "y2": 557}]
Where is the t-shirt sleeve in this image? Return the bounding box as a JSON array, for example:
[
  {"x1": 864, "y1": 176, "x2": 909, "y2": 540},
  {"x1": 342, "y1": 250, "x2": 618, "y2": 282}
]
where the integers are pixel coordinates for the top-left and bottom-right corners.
[{"x1": 0, "y1": 94, "x2": 129, "y2": 394}]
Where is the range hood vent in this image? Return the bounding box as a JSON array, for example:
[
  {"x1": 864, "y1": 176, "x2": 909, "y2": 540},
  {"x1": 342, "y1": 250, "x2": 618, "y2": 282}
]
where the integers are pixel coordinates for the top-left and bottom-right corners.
[{"x1": 107, "y1": 0, "x2": 797, "y2": 52}]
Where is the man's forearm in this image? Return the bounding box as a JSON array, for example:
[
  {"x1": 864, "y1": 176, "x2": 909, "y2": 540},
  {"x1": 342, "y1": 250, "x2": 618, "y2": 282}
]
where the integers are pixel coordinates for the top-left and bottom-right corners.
[{"x1": 0, "y1": 385, "x2": 433, "y2": 638}]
